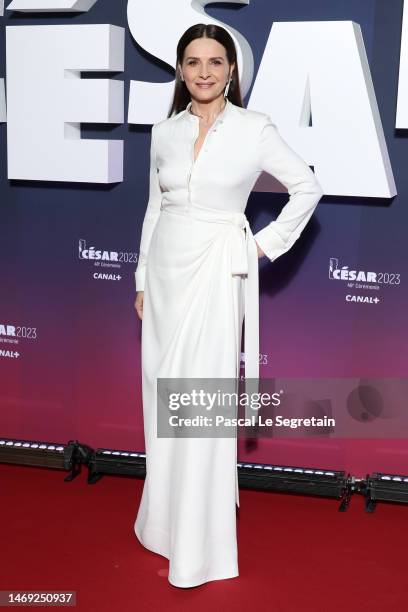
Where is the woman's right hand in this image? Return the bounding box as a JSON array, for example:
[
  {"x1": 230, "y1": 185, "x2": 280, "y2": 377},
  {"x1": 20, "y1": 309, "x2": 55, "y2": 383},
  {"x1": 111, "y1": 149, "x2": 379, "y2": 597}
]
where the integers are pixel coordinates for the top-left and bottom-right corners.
[{"x1": 135, "y1": 291, "x2": 144, "y2": 320}]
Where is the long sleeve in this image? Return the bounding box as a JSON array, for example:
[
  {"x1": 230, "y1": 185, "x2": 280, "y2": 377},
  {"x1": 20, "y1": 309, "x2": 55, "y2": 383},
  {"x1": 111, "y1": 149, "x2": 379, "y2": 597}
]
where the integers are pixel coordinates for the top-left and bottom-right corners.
[
  {"x1": 134, "y1": 124, "x2": 162, "y2": 291},
  {"x1": 253, "y1": 115, "x2": 324, "y2": 262}
]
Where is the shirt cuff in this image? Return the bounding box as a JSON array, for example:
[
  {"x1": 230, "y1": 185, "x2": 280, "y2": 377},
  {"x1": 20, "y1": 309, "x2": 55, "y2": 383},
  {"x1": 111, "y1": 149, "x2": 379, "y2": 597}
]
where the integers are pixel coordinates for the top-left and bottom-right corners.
[
  {"x1": 135, "y1": 265, "x2": 145, "y2": 292},
  {"x1": 253, "y1": 222, "x2": 290, "y2": 262}
]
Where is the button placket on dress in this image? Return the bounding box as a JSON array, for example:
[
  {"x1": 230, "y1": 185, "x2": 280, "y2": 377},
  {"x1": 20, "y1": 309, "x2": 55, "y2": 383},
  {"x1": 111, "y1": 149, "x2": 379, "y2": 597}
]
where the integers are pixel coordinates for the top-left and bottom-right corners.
[{"x1": 185, "y1": 102, "x2": 226, "y2": 211}]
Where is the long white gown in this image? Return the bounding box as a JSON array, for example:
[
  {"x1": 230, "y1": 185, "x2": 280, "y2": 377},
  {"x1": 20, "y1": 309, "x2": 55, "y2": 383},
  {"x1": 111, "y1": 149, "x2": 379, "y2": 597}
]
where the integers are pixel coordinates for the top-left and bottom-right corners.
[{"x1": 134, "y1": 98, "x2": 323, "y2": 587}]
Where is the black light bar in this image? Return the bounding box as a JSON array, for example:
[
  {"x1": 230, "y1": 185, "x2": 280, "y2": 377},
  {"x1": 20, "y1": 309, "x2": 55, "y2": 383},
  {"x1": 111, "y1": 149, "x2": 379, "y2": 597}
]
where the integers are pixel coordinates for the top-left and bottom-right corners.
[
  {"x1": 237, "y1": 460, "x2": 350, "y2": 508},
  {"x1": 88, "y1": 448, "x2": 147, "y2": 484},
  {"x1": 365, "y1": 471, "x2": 408, "y2": 512},
  {"x1": 0, "y1": 437, "x2": 66, "y2": 469}
]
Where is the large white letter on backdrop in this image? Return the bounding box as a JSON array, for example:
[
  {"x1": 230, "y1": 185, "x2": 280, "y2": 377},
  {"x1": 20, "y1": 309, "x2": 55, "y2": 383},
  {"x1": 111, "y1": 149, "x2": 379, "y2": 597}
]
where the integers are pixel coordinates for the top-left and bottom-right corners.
[
  {"x1": 127, "y1": 0, "x2": 254, "y2": 124},
  {"x1": 7, "y1": 0, "x2": 98, "y2": 11},
  {"x1": 250, "y1": 21, "x2": 396, "y2": 198},
  {"x1": 396, "y1": 0, "x2": 408, "y2": 128},
  {"x1": 6, "y1": 24, "x2": 124, "y2": 182}
]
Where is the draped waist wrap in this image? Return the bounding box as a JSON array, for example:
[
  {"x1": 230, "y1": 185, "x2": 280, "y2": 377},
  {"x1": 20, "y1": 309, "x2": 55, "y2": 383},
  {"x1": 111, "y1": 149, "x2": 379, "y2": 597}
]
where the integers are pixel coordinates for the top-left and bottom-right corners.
[{"x1": 160, "y1": 202, "x2": 259, "y2": 391}]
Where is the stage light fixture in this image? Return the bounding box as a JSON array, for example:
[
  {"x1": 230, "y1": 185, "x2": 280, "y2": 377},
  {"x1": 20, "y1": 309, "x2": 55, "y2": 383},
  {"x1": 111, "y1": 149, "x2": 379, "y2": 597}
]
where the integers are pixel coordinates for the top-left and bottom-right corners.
[
  {"x1": 365, "y1": 471, "x2": 408, "y2": 512},
  {"x1": 0, "y1": 437, "x2": 66, "y2": 469},
  {"x1": 237, "y1": 460, "x2": 351, "y2": 510},
  {"x1": 0, "y1": 437, "x2": 94, "y2": 480},
  {"x1": 88, "y1": 448, "x2": 147, "y2": 483}
]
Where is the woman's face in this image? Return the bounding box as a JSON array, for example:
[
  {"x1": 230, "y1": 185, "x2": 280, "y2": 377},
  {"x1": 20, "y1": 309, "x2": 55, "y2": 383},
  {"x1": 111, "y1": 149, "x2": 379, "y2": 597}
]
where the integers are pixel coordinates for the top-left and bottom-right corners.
[{"x1": 179, "y1": 37, "x2": 234, "y2": 103}]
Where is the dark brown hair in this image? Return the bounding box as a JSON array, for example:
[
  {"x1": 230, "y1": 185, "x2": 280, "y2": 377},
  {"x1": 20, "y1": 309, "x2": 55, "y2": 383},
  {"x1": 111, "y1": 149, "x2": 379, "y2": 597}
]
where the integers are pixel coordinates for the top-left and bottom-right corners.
[{"x1": 168, "y1": 23, "x2": 244, "y2": 118}]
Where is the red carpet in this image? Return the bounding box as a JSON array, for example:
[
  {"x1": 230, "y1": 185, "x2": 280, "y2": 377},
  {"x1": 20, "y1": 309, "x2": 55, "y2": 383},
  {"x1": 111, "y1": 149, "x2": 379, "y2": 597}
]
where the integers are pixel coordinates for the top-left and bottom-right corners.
[{"x1": 1, "y1": 462, "x2": 407, "y2": 611}]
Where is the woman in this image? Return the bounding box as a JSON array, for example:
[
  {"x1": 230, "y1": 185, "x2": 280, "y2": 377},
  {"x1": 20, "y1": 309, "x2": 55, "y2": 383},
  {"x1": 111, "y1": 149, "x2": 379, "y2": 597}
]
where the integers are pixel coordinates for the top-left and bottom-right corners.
[{"x1": 133, "y1": 23, "x2": 323, "y2": 588}]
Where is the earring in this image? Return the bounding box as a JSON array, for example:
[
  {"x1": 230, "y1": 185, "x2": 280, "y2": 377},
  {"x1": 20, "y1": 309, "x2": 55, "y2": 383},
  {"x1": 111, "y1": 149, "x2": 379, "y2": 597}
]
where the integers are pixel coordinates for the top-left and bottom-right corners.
[
  {"x1": 224, "y1": 76, "x2": 232, "y2": 98},
  {"x1": 179, "y1": 72, "x2": 184, "y2": 82}
]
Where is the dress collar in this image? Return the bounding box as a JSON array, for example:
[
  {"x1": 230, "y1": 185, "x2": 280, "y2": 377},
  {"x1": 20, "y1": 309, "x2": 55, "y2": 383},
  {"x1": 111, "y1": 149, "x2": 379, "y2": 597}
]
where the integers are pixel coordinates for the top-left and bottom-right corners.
[{"x1": 180, "y1": 97, "x2": 232, "y2": 124}]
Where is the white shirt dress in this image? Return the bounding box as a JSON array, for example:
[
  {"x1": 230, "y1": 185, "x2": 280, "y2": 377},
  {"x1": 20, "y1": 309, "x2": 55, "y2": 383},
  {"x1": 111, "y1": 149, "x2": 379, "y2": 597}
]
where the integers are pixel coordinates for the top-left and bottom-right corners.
[{"x1": 133, "y1": 97, "x2": 324, "y2": 588}]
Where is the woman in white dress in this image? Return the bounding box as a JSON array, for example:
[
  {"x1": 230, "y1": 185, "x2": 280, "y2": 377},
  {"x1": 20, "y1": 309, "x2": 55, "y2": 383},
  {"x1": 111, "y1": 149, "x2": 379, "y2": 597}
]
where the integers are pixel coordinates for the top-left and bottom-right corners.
[{"x1": 133, "y1": 24, "x2": 323, "y2": 588}]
